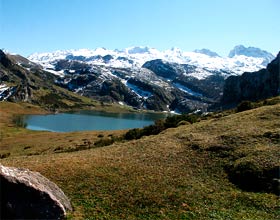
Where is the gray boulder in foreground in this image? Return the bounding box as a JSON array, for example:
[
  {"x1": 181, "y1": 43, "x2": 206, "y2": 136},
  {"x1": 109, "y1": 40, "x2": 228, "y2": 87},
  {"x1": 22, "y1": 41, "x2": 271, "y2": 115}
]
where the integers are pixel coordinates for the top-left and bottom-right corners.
[{"x1": 0, "y1": 164, "x2": 72, "y2": 219}]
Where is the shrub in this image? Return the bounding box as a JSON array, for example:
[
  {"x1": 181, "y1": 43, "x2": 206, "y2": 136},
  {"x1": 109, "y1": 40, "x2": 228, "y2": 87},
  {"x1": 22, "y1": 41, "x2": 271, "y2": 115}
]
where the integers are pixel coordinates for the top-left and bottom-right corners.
[
  {"x1": 262, "y1": 97, "x2": 280, "y2": 106},
  {"x1": 94, "y1": 138, "x2": 115, "y2": 147},
  {"x1": 12, "y1": 115, "x2": 27, "y2": 128},
  {"x1": 0, "y1": 152, "x2": 10, "y2": 159},
  {"x1": 124, "y1": 114, "x2": 199, "y2": 141},
  {"x1": 236, "y1": 101, "x2": 254, "y2": 112},
  {"x1": 124, "y1": 128, "x2": 142, "y2": 140},
  {"x1": 164, "y1": 114, "x2": 198, "y2": 128}
]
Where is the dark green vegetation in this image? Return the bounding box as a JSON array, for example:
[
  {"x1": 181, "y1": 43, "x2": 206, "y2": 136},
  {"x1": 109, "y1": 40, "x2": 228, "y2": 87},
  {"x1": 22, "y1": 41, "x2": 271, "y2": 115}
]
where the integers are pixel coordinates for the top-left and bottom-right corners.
[
  {"x1": 235, "y1": 97, "x2": 280, "y2": 113},
  {"x1": 11, "y1": 115, "x2": 27, "y2": 128},
  {"x1": 124, "y1": 114, "x2": 198, "y2": 140},
  {"x1": 1, "y1": 97, "x2": 279, "y2": 219}
]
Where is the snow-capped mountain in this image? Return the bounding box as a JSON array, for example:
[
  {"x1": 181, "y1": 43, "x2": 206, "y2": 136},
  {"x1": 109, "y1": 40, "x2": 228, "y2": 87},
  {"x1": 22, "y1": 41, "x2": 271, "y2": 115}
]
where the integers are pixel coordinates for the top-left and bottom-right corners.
[
  {"x1": 193, "y1": 48, "x2": 220, "y2": 57},
  {"x1": 228, "y1": 45, "x2": 275, "y2": 66},
  {"x1": 23, "y1": 46, "x2": 276, "y2": 113},
  {"x1": 28, "y1": 45, "x2": 274, "y2": 78},
  {"x1": 228, "y1": 45, "x2": 274, "y2": 59},
  {"x1": 221, "y1": 51, "x2": 280, "y2": 108}
]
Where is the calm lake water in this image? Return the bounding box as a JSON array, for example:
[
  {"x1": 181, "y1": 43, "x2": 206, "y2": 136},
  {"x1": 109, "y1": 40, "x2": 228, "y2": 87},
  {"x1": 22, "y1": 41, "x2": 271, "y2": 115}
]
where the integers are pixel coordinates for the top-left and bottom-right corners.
[{"x1": 24, "y1": 110, "x2": 166, "y2": 132}]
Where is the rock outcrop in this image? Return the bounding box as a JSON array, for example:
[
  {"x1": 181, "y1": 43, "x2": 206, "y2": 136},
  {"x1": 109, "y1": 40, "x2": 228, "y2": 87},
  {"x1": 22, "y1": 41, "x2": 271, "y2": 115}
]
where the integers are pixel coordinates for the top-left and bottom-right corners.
[
  {"x1": 221, "y1": 52, "x2": 280, "y2": 107},
  {"x1": 0, "y1": 50, "x2": 12, "y2": 68},
  {"x1": 0, "y1": 164, "x2": 72, "y2": 219}
]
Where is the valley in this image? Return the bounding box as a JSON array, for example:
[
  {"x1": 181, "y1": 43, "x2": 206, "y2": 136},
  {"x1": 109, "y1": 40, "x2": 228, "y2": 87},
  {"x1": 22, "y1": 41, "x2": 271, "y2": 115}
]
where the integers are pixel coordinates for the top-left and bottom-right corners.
[
  {"x1": 1, "y1": 1, "x2": 279, "y2": 219},
  {"x1": 0, "y1": 46, "x2": 279, "y2": 219}
]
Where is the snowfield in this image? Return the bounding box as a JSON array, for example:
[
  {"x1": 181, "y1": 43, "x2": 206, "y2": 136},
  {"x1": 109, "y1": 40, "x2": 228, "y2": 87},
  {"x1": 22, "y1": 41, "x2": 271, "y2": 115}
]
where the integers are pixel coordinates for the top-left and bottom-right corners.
[{"x1": 28, "y1": 46, "x2": 273, "y2": 80}]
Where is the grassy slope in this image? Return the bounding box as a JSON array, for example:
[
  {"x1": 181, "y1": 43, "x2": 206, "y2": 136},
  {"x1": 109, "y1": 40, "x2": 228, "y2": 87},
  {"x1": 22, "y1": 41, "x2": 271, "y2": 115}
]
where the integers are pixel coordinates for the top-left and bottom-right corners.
[{"x1": 1, "y1": 103, "x2": 280, "y2": 219}]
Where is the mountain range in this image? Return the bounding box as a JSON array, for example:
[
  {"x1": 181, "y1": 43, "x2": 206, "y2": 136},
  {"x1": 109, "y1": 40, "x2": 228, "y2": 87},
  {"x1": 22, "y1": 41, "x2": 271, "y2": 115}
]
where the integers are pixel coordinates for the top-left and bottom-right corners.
[
  {"x1": 1, "y1": 45, "x2": 277, "y2": 113},
  {"x1": 28, "y1": 45, "x2": 274, "y2": 76}
]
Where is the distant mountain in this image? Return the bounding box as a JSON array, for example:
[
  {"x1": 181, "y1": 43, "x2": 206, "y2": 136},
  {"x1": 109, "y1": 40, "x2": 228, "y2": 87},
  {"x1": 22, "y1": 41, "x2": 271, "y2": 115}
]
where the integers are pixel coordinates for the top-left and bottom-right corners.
[
  {"x1": 228, "y1": 45, "x2": 275, "y2": 66},
  {"x1": 126, "y1": 46, "x2": 153, "y2": 54},
  {"x1": 28, "y1": 45, "x2": 274, "y2": 76},
  {"x1": 25, "y1": 45, "x2": 276, "y2": 112},
  {"x1": 53, "y1": 58, "x2": 212, "y2": 112},
  {"x1": 221, "y1": 51, "x2": 280, "y2": 107},
  {"x1": 194, "y1": 48, "x2": 220, "y2": 57},
  {"x1": 2, "y1": 45, "x2": 276, "y2": 113}
]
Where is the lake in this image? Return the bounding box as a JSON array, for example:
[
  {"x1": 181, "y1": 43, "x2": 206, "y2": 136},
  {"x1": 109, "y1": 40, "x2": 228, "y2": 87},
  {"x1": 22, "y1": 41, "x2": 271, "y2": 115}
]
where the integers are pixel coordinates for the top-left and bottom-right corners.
[{"x1": 24, "y1": 110, "x2": 166, "y2": 132}]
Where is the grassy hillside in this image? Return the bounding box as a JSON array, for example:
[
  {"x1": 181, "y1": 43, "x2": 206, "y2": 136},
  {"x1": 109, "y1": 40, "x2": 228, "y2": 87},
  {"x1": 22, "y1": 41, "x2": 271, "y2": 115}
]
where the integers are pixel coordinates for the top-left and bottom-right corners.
[{"x1": 1, "y1": 99, "x2": 279, "y2": 219}]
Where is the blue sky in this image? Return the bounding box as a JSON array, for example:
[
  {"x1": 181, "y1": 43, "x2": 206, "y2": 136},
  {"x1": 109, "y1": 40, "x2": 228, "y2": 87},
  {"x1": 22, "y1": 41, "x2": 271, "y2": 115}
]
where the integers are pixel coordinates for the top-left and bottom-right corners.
[{"x1": 1, "y1": 0, "x2": 279, "y2": 56}]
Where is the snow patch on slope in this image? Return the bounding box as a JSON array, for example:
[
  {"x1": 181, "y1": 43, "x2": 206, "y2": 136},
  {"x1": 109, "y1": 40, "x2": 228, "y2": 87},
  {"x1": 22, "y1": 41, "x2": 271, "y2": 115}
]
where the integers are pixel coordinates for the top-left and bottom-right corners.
[
  {"x1": 126, "y1": 81, "x2": 152, "y2": 99},
  {"x1": 0, "y1": 84, "x2": 15, "y2": 101},
  {"x1": 173, "y1": 83, "x2": 202, "y2": 97}
]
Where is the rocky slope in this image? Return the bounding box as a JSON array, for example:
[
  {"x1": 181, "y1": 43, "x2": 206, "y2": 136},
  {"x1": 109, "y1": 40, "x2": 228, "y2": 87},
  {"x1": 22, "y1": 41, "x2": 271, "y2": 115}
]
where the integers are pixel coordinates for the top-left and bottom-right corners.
[
  {"x1": 0, "y1": 49, "x2": 53, "y2": 102},
  {"x1": 25, "y1": 45, "x2": 275, "y2": 112},
  {"x1": 0, "y1": 50, "x2": 96, "y2": 110},
  {"x1": 221, "y1": 52, "x2": 280, "y2": 107}
]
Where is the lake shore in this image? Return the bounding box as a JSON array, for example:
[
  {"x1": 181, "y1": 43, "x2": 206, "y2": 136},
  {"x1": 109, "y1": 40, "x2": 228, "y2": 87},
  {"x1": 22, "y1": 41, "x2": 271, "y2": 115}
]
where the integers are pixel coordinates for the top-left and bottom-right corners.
[{"x1": 0, "y1": 102, "x2": 127, "y2": 157}]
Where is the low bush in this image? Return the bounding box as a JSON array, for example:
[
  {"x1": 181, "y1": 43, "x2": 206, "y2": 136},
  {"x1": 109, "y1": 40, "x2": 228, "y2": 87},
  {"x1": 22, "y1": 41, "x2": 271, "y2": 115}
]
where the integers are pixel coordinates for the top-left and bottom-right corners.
[
  {"x1": 0, "y1": 152, "x2": 10, "y2": 159},
  {"x1": 262, "y1": 97, "x2": 280, "y2": 106},
  {"x1": 124, "y1": 113, "x2": 199, "y2": 141},
  {"x1": 124, "y1": 128, "x2": 142, "y2": 140},
  {"x1": 236, "y1": 101, "x2": 255, "y2": 112},
  {"x1": 164, "y1": 114, "x2": 198, "y2": 128},
  {"x1": 12, "y1": 115, "x2": 27, "y2": 128},
  {"x1": 94, "y1": 138, "x2": 115, "y2": 148}
]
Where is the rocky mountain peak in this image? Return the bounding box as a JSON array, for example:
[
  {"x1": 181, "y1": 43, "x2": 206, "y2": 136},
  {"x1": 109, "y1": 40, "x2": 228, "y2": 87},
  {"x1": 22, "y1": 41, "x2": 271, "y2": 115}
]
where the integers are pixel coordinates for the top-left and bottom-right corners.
[
  {"x1": 229, "y1": 44, "x2": 274, "y2": 57},
  {"x1": 126, "y1": 46, "x2": 152, "y2": 54},
  {"x1": 0, "y1": 50, "x2": 12, "y2": 68},
  {"x1": 194, "y1": 48, "x2": 220, "y2": 57},
  {"x1": 228, "y1": 45, "x2": 275, "y2": 66}
]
